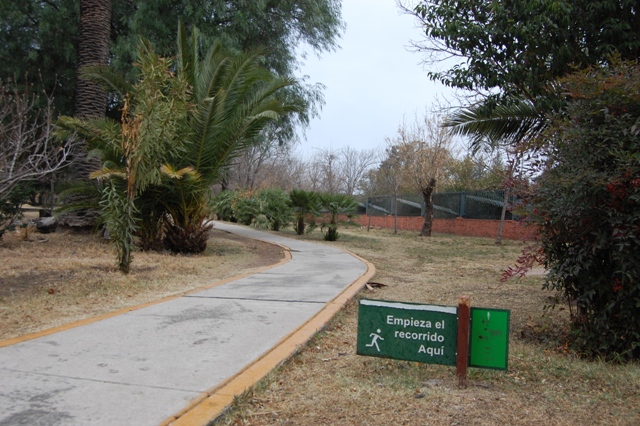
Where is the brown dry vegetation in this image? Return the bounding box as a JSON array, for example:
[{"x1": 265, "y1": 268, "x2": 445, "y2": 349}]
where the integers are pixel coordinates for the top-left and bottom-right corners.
[
  {"x1": 0, "y1": 225, "x2": 283, "y2": 340},
  {"x1": 214, "y1": 227, "x2": 640, "y2": 426}
]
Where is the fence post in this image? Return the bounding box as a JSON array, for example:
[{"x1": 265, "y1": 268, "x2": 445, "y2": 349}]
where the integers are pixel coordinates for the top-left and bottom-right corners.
[
  {"x1": 456, "y1": 295, "x2": 471, "y2": 389},
  {"x1": 459, "y1": 192, "x2": 466, "y2": 218}
]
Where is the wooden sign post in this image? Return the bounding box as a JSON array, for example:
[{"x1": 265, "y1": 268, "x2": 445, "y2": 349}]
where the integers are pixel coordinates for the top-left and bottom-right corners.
[
  {"x1": 357, "y1": 296, "x2": 509, "y2": 390},
  {"x1": 456, "y1": 295, "x2": 471, "y2": 388}
]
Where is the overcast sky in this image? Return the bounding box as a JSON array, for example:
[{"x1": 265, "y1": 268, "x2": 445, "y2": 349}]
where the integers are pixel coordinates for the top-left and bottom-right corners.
[{"x1": 294, "y1": 0, "x2": 456, "y2": 158}]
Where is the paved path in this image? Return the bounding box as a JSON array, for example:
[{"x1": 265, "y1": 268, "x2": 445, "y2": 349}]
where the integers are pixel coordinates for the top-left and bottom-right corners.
[{"x1": 0, "y1": 222, "x2": 373, "y2": 426}]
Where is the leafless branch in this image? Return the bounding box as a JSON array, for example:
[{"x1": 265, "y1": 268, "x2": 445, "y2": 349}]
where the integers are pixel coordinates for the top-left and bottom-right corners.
[{"x1": 0, "y1": 84, "x2": 75, "y2": 200}]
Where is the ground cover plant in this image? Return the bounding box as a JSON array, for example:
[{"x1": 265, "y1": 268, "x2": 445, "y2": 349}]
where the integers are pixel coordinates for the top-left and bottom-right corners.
[{"x1": 214, "y1": 227, "x2": 640, "y2": 425}]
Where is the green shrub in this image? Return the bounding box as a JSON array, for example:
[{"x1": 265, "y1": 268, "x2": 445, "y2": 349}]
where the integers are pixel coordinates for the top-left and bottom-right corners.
[
  {"x1": 233, "y1": 191, "x2": 260, "y2": 226},
  {"x1": 319, "y1": 193, "x2": 358, "y2": 241},
  {"x1": 257, "y1": 188, "x2": 293, "y2": 231},
  {"x1": 210, "y1": 191, "x2": 237, "y2": 222},
  {"x1": 530, "y1": 60, "x2": 640, "y2": 361},
  {"x1": 0, "y1": 183, "x2": 35, "y2": 239},
  {"x1": 211, "y1": 189, "x2": 293, "y2": 231}
]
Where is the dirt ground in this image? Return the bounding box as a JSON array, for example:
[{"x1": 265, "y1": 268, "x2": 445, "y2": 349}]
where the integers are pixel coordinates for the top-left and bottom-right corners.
[{"x1": 0, "y1": 225, "x2": 284, "y2": 340}]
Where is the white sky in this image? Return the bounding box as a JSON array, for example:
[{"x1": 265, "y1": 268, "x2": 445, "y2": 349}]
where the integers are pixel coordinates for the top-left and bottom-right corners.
[{"x1": 294, "y1": 0, "x2": 456, "y2": 157}]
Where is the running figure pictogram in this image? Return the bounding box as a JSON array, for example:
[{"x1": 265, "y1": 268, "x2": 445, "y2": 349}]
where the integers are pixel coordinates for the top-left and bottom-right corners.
[{"x1": 365, "y1": 329, "x2": 384, "y2": 352}]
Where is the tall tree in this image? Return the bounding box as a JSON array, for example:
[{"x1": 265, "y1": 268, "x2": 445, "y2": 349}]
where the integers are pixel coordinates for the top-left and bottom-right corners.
[
  {"x1": 310, "y1": 148, "x2": 343, "y2": 194},
  {"x1": 376, "y1": 147, "x2": 403, "y2": 234},
  {"x1": 340, "y1": 146, "x2": 379, "y2": 196},
  {"x1": 402, "y1": 0, "x2": 640, "y2": 110},
  {"x1": 441, "y1": 152, "x2": 504, "y2": 192},
  {"x1": 1, "y1": 0, "x2": 343, "y2": 126},
  {"x1": 385, "y1": 113, "x2": 454, "y2": 236},
  {"x1": 0, "y1": 1, "x2": 78, "y2": 114},
  {"x1": 53, "y1": 0, "x2": 113, "y2": 228}
]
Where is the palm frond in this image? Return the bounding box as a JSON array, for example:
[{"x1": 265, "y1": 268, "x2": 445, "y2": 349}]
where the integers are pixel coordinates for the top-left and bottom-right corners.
[
  {"x1": 160, "y1": 164, "x2": 199, "y2": 180},
  {"x1": 176, "y1": 21, "x2": 196, "y2": 88},
  {"x1": 56, "y1": 116, "x2": 122, "y2": 152},
  {"x1": 444, "y1": 99, "x2": 548, "y2": 152},
  {"x1": 181, "y1": 39, "x2": 298, "y2": 184},
  {"x1": 90, "y1": 168, "x2": 126, "y2": 181},
  {"x1": 79, "y1": 64, "x2": 134, "y2": 100}
]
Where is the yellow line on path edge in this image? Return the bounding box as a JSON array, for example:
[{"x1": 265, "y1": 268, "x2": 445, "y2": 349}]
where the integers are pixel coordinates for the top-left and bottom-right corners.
[
  {"x1": 0, "y1": 245, "x2": 292, "y2": 349},
  {"x1": 163, "y1": 250, "x2": 376, "y2": 426}
]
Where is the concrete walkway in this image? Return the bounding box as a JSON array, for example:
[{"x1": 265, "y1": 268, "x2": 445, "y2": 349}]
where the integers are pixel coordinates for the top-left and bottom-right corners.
[{"x1": 0, "y1": 222, "x2": 374, "y2": 426}]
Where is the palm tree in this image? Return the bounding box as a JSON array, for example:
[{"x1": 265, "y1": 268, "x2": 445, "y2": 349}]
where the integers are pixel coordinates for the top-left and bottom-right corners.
[
  {"x1": 319, "y1": 193, "x2": 358, "y2": 241},
  {"x1": 289, "y1": 189, "x2": 320, "y2": 235},
  {"x1": 76, "y1": 0, "x2": 111, "y2": 119},
  {"x1": 59, "y1": 39, "x2": 190, "y2": 271},
  {"x1": 58, "y1": 24, "x2": 300, "y2": 269},
  {"x1": 158, "y1": 23, "x2": 300, "y2": 252}
]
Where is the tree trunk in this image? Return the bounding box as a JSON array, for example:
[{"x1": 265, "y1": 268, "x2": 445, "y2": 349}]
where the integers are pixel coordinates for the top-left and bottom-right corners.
[
  {"x1": 393, "y1": 192, "x2": 398, "y2": 234},
  {"x1": 75, "y1": 0, "x2": 111, "y2": 120},
  {"x1": 59, "y1": 0, "x2": 111, "y2": 228},
  {"x1": 420, "y1": 178, "x2": 437, "y2": 237},
  {"x1": 74, "y1": 0, "x2": 111, "y2": 176},
  {"x1": 495, "y1": 187, "x2": 510, "y2": 245}
]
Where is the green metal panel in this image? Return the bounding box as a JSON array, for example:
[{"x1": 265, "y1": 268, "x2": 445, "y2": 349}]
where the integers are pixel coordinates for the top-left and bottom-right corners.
[
  {"x1": 357, "y1": 299, "x2": 458, "y2": 366},
  {"x1": 469, "y1": 307, "x2": 510, "y2": 370}
]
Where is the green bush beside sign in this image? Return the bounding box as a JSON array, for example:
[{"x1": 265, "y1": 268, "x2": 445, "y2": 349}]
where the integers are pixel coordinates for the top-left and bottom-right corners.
[{"x1": 357, "y1": 299, "x2": 458, "y2": 366}]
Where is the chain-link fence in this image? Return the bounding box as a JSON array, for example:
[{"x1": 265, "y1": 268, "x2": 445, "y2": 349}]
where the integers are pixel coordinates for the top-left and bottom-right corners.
[{"x1": 360, "y1": 190, "x2": 520, "y2": 220}]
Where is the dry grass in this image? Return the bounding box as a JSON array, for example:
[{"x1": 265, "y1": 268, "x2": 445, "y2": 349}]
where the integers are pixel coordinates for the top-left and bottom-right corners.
[
  {"x1": 0, "y1": 225, "x2": 283, "y2": 340},
  {"x1": 2, "y1": 223, "x2": 639, "y2": 425},
  {"x1": 214, "y1": 227, "x2": 640, "y2": 426}
]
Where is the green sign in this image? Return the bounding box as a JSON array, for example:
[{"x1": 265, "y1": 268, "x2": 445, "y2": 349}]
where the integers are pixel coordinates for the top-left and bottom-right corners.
[
  {"x1": 357, "y1": 299, "x2": 458, "y2": 365},
  {"x1": 469, "y1": 307, "x2": 510, "y2": 370}
]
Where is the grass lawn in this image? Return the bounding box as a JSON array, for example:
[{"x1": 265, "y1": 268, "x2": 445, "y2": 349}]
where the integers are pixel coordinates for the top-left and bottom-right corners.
[{"x1": 214, "y1": 226, "x2": 640, "y2": 426}]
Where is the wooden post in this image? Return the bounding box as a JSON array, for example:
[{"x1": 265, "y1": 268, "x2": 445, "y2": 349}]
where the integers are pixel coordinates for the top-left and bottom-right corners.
[{"x1": 456, "y1": 295, "x2": 471, "y2": 389}]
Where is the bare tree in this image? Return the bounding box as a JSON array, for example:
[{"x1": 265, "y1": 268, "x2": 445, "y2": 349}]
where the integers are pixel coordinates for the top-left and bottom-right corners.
[
  {"x1": 302, "y1": 154, "x2": 324, "y2": 192},
  {"x1": 376, "y1": 146, "x2": 403, "y2": 233},
  {"x1": 228, "y1": 137, "x2": 287, "y2": 190},
  {"x1": 0, "y1": 84, "x2": 73, "y2": 201},
  {"x1": 313, "y1": 149, "x2": 344, "y2": 194},
  {"x1": 340, "y1": 146, "x2": 379, "y2": 196},
  {"x1": 495, "y1": 147, "x2": 523, "y2": 245},
  {"x1": 388, "y1": 112, "x2": 454, "y2": 236}
]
